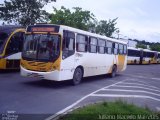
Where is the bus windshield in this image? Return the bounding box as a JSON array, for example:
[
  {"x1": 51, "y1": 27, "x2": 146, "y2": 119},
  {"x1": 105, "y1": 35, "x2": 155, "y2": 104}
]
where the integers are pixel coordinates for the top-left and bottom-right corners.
[
  {"x1": 22, "y1": 34, "x2": 61, "y2": 61},
  {"x1": 0, "y1": 32, "x2": 8, "y2": 54}
]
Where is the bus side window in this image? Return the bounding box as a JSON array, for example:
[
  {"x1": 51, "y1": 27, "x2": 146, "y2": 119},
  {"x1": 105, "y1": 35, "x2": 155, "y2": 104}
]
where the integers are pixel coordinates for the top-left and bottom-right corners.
[
  {"x1": 6, "y1": 32, "x2": 25, "y2": 55},
  {"x1": 113, "y1": 43, "x2": 118, "y2": 55},
  {"x1": 124, "y1": 45, "x2": 127, "y2": 55},
  {"x1": 98, "y1": 39, "x2": 105, "y2": 54},
  {"x1": 119, "y1": 44, "x2": 124, "y2": 55},
  {"x1": 62, "y1": 30, "x2": 75, "y2": 59},
  {"x1": 76, "y1": 34, "x2": 88, "y2": 52},
  {"x1": 106, "y1": 41, "x2": 112, "y2": 54},
  {"x1": 89, "y1": 37, "x2": 97, "y2": 53}
]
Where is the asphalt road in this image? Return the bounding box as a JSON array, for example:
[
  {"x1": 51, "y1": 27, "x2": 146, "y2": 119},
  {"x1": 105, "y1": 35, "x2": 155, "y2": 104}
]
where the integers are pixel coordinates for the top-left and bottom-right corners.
[{"x1": 0, "y1": 65, "x2": 160, "y2": 120}]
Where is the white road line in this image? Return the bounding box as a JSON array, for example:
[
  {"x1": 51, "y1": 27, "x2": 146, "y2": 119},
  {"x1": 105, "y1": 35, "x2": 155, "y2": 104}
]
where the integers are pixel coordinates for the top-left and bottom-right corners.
[
  {"x1": 113, "y1": 85, "x2": 160, "y2": 93},
  {"x1": 90, "y1": 94, "x2": 160, "y2": 102},
  {"x1": 124, "y1": 74, "x2": 160, "y2": 81},
  {"x1": 45, "y1": 80, "x2": 126, "y2": 120},
  {"x1": 101, "y1": 89, "x2": 160, "y2": 97},
  {"x1": 156, "y1": 107, "x2": 160, "y2": 111},
  {"x1": 125, "y1": 79, "x2": 148, "y2": 84},
  {"x1": 151, "y1": 78, "x2": 160, "y2": 81},
  {"x1": 118, "y1": 82, "x2": 159, "y2": 90}
]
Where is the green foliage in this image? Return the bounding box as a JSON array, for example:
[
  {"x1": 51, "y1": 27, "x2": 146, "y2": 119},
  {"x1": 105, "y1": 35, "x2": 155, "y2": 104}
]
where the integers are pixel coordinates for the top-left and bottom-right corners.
[
  {"x1": 50, "y1": 6, "x2": 96, "y2": 31},
  {"x1": 136, "y1": 43, "x2": 147, "y2": 49},
  {"x1": 135, "y1": 39, "x2": 160, "y2": 52},
  {"x1": 150, "y1": 43, "x2": 160, "y2": 52},
  {"x1": 59, "y1": 100, "x2": 157, "y2": 120},
  {"x1": 96, "y1": 18, "x2": 119, "y2": 37},
  {"x1": 50, "y1": 6, "x2": 118, "y2": 37},
  {"x1": 0, "y1": 0, "x2": 56, "y2": 26}
]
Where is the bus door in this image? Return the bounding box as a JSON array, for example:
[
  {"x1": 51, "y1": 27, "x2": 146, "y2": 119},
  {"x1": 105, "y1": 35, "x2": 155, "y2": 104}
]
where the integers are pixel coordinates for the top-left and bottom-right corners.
[
  {"x1": 62, "y1": 30, "x2": 75, "y2": 78},
  {"x1": 5, "y1": 30, "x2": 25, "y2": 69},
  {"x1": 140, "y1": 50, "x2": 143, "y2": 64}
]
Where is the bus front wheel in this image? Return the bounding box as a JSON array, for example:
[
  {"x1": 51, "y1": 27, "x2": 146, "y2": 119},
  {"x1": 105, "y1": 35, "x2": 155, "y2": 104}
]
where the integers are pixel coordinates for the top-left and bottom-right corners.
[{"x1": 72, "y1": 67, "x2": 83, "y2": 85}]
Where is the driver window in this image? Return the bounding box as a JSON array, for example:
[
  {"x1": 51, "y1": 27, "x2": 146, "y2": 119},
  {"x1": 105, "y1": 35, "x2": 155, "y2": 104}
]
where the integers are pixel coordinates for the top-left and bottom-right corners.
[{"x1": 6, "y1": 32, "x2": 25, "y2": 55}]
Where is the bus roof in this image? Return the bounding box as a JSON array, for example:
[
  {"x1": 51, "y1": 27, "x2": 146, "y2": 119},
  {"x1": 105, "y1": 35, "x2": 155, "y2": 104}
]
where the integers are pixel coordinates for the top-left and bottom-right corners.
[
  {"x1": 61, "y1": 25, "x2": 127, "y2": 44},
  {"x1": 27, "y1": 24, "x2": 127, "y2": 45},
  {"x1": 127, "y1": 47, "x2": 142, "y2": 51}
]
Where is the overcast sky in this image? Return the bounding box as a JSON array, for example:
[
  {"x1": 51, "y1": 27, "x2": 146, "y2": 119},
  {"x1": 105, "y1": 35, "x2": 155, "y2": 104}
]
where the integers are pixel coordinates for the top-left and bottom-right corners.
[
  {"x1": 44, "y1": 0, "x2": 160, "y2": 42},
  {"x1": 1, "y1": 0, "x2": 160, "y2": 42}
]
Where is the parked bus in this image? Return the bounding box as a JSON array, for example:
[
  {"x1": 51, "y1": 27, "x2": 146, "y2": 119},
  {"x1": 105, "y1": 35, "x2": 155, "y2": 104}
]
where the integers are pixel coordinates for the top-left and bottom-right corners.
[
  {"x1": 141, "y1": 49, "x2": 158, "y2": 64},
  {"x1": 127, "y1": 47, "x2": 158, "y2": 65},
  {"x1": 0, "y1": 25, "x2": 25, "y2": 70},
  {"x1": 158, "y1": 52, "x2": 160, "y2": 63},
  {"x1": 127, "y1": 47, "x2": 141, "y2": 64},
  {"x1": 21, "y1": 24, "x2": 127, "y2": 85}
]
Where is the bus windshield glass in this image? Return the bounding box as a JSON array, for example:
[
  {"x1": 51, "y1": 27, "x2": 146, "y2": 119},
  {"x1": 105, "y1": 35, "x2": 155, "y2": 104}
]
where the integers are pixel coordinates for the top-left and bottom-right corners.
[
  {"x1": 0, "y1": 32, "x2": 8, "y2": 54},
  {"x1": 22, "y1": 34, "x2": 61, "y2": 61}
]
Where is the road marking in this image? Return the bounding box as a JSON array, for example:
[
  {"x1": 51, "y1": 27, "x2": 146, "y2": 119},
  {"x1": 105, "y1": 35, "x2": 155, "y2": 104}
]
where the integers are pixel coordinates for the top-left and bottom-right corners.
[
  {"x1": 90, "y1": 94, "x2": 160, "y2": 102},
  {"x1": 156, "y1": 107, "x2": 160, "y2": 111},
  {"x1": 125, "y1": 79, "x2": 147, "y2": 84},
  {"x1": 151, "y1": 78, "x2": 160, "y2": 81},
  {"x1": 45, "y1": 80, "x2": 126, "y2": 120},
  {"x1": 124, "y1": 74, "x2": 160, "y2": 81},
  {"x1": 118, "y1": 82, "x2": 159, "y2": 90},
  {"x1": 113, "y1": 85, "x2": 160, "y2": 93},
  {"x1": 102, "y1": 89, "x2": 160, "y2": 97}
]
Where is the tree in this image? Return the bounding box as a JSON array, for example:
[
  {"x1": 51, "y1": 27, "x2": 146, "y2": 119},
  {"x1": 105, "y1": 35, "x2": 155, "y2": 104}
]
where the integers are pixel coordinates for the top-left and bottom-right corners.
[
  {"x1": 95, "y1": 18, "x2": 119, "y2": 37},
  {"x1": 136, "y1": 43, "x2": 147, "y2": 49},
  {"x1": 0, "y1": 0, "x2": 56, "y2": 26},
  {"x1": 50, "y1": 6, "x2": 96, "y2": 31},
  {"x1": 50, "y1": 6, "x2": 119, "y2": 37},
  {"x1": 150, "y1": 43, "x2": 160, "y2": 52}
]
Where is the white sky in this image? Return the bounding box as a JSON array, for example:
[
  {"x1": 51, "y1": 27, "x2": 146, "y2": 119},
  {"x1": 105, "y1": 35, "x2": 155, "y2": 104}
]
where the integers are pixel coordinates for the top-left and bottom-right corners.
[
  {"x1": 1, "y1": 0, "x2": 160, "y2": 42},
  {"x1": 44, "y1": 0, "x2": 160, "y2": 42}
]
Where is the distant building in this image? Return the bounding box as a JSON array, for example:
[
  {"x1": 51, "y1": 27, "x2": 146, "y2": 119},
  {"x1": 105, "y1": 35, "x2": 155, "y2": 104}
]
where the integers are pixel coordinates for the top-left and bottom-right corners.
[{"x1": 128, "y1": 39, "x2": 137, "y2": 48}]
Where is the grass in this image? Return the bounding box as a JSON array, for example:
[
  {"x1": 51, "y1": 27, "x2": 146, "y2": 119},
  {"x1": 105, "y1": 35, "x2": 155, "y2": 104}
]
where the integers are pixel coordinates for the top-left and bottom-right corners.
[{"x1": 58, "y1": 100, "x2": 160, "y2": 120}]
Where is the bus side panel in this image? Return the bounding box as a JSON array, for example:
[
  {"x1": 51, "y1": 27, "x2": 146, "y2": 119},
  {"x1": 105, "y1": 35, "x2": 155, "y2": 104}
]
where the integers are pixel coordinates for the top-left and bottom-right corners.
[
  {"x1": 127, "y1": 56, "x2": 140, "y2": 64},
  {"x1": 59, "y1": 55, "x2": 75, "y2": 81},
  {"x1": 117, "y1": 55, "x2": 127, "y2": 71}
]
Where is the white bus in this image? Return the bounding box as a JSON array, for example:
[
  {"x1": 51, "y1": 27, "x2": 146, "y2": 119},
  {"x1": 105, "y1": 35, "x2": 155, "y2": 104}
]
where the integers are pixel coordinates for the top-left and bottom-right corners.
[
  {"x1": 127, "y1": 47, "x2": 142, "y2": 64},
  {"x1": 127, "y1": 47, "x2": 158, "y2": 65},
  {"x1": 21, "y1": 24, "x2": 127, "y2": 85},
  {"x1": 0, "y1": 25, "x2": 25, "y2": 70}
]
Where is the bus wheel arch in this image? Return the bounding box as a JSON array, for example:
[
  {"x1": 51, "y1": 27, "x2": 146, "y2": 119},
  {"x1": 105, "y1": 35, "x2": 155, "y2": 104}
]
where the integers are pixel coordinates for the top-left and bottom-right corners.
[
  {"x1": 72, "y1": 66, "x2": 84, "y2": 85},
  {"x1": 110, "y1": 64, "x2": 117, "y2": 78}
]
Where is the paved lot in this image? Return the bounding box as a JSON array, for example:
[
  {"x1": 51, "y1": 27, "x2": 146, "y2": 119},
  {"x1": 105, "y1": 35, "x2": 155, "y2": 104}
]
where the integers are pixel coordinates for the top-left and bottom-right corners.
[{"x1": 0, "y1": 65, "x2": 160, "y2": 119}]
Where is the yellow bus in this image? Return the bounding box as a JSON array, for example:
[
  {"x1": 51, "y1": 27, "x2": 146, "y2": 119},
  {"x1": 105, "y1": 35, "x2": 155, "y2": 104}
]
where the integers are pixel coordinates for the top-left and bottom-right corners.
[
  {"x1": 21, "y1": 24, "x2": 127, "y2": 85},
  {"x1": 0, "y1": 25, "x2": 25, "y2": 70}
]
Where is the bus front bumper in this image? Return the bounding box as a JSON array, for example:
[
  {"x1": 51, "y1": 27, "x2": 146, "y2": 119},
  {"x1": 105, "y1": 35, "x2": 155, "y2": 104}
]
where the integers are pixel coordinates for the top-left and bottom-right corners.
[{"x1": 20, "y1": 66, "x2": 60, "y2": 81}]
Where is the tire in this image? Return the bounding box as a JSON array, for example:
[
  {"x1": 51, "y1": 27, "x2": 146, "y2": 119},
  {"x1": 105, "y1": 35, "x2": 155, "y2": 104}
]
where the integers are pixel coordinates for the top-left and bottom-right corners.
[
  {"x1": 72, "y1": 67, "x2": 83, "y2": 85},
  {"x1": 110, "y1": 65, "x2": 117, "y2": 78},
  {"x1": 148, "y1": 60, "x2": 151, "y2": 64}
]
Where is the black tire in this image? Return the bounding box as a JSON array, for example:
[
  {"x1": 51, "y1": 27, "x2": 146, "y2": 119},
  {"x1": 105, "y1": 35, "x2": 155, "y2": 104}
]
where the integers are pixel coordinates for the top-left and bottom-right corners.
[
  {"x1": 72, "y1": 67, "x2": 83, "y2": 85},
  {"x1": 148, "y1": 60, "x2": 151, "y2": 64},
  {"x1": 110, "y1": 65, "x2": 117, "y2": 78}
]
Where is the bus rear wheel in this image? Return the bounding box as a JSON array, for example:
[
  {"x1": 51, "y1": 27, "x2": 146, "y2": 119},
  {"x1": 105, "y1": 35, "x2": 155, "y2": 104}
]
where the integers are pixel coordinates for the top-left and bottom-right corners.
[
  {"x1": 72, "y1": 67, "x2": 83, "y2": 85},
  {"x1": 110, "y1": 65, "x2": 117, "y2": 78}
]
